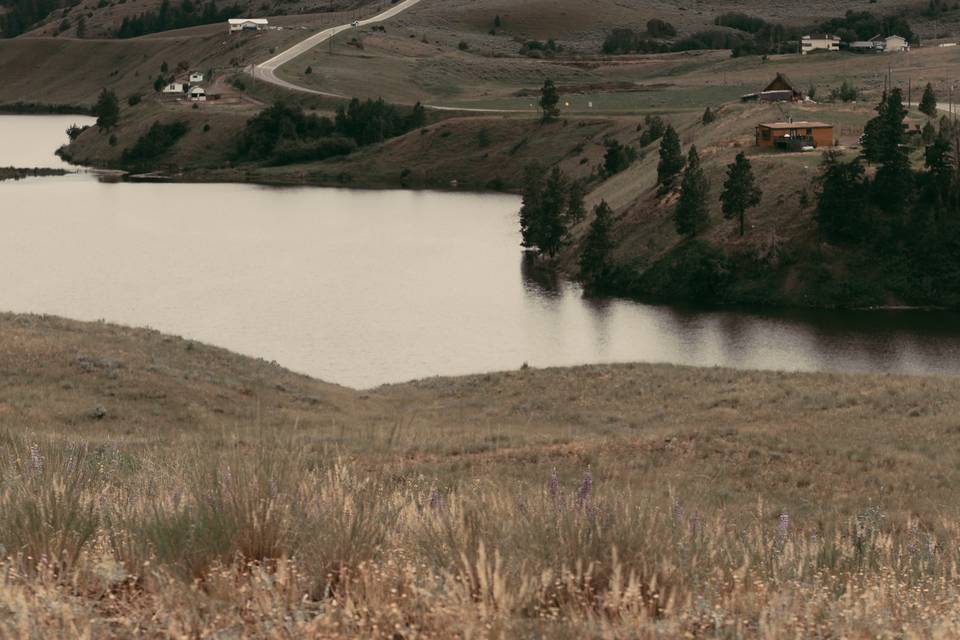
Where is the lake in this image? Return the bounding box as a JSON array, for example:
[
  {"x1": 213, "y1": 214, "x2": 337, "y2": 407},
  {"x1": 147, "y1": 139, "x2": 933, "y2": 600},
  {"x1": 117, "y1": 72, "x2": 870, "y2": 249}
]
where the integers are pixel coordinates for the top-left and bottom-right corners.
[{"x1": 4, "y1": 114, "x2": 960, "y2": 388}]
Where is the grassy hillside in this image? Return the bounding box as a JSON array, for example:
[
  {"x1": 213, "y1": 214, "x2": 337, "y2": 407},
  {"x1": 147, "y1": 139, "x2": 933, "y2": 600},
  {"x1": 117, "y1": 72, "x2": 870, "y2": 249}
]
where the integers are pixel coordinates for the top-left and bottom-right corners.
[{"x1": 4, "y1": 312, "x2": 960, "y2": 636}]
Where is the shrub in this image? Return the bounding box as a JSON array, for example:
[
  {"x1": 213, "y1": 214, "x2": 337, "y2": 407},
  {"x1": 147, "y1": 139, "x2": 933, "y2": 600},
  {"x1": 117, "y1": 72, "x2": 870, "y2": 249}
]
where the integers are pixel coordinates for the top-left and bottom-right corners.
[{"x1": 120, "y1": 120, "x2": 189, "y2": 165}]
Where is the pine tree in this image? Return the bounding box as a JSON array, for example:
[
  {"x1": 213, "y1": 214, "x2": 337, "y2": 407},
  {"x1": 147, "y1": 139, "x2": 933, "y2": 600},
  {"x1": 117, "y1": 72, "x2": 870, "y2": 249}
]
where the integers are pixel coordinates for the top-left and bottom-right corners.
[
  {"x1": 540, "y1": 79, "x2": 560, "y2": 122},
  {"x1": 815, "y1": 149, "x2": 868, "y2": 244},
  {"x1": 702, "y1": 106, "x2": 716, "y2": 124},
  {"x1": 93, "y1": 88, "x2": 120, "y2": 131},
  {"x1": 674, "y1": 145, "x2": 710, "y2": 237},
  {"x1": 579, "y1": 200, "x2": 613, "y2": 290},
  {"x1": 657, "y1": 125, "x2": 684, "y2": 194},
  {"x1": 519, "y1": 163, "x2": 546, "y2": 250},
  {"x1": 538, "y1": 167, "x2": 570, "y2": 257},
  {"x1": 920, "y1": 83, "x2": 938, "y2": 118},
  {"x1": 870, "y1": 88, "x2": 913, "y2": 214},
  {"x1": 721, "y1": 152, "x2": 762, "y2": 237}
]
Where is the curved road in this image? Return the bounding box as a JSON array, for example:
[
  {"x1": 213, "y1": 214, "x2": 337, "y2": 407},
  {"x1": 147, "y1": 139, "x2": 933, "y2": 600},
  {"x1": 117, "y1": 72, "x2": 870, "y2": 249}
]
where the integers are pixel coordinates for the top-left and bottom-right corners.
[{"x1": 250, "y1": 0, "x2": 533, "y2": 113}]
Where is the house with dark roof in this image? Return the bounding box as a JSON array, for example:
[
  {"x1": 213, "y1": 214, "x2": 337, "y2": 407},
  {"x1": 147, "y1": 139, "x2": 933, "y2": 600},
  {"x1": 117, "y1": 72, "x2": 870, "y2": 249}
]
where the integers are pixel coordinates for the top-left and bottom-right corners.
[{"x1": 741, "y1": 73, "x2": 804, "y2": 103}]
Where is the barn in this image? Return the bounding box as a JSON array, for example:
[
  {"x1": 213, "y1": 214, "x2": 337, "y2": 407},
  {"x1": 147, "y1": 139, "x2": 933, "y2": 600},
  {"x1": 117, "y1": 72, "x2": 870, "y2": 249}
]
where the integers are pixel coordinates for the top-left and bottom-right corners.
[{"x1": 741, "y1": 73, "x2": 804, "y2": 103}]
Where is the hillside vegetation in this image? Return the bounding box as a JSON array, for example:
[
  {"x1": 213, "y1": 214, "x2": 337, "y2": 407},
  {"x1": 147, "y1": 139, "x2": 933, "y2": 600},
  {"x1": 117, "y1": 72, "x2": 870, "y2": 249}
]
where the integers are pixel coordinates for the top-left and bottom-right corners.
[{"x1": 2, "y1": 312, "x2": 960, "y2": 636}]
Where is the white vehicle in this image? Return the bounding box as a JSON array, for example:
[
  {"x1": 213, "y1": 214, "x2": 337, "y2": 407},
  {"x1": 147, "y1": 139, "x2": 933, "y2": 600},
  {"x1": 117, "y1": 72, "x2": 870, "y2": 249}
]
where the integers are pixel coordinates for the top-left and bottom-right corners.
[{"x1": 351, "y1": 20, "x2": 359, "y2": 27}]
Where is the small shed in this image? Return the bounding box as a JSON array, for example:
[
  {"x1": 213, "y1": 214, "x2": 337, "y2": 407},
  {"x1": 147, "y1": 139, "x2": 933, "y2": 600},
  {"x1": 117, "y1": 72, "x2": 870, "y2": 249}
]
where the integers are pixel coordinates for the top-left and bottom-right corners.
[
  {"x1": 188, "y1": 86, "x2": 206, "y2": 102},
  {"x1": 189, "y1": 72, "x2": 204, "y2": 83},
  {"x1": 228, "y1": 18, "x2": 269, "y2": 32},
  {"x1": 756, "y1": 121, "x2": 833, "y2": 150}
]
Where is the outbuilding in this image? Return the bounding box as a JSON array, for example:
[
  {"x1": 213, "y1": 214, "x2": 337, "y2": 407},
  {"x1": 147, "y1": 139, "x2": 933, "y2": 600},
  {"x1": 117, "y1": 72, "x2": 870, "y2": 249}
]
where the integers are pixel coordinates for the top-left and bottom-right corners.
[
  {"x1": 742, "y1": 73, "x2": 804, "y2": 103},
  {"x1": 189, "y1": 72, "x2": 204, "y2": 83},
  {"x1": 756, "y1": 121, "x2": 833, "y2": 150},
  {"x1": 162, "y1": 82, "x2": 186, "y2": 94},
  {"x1": 228, "y1": 18, "x2": 269, "y2": 32},
  {"x1": 188, "y1": 86, "x2": 206, "y2": 102}
]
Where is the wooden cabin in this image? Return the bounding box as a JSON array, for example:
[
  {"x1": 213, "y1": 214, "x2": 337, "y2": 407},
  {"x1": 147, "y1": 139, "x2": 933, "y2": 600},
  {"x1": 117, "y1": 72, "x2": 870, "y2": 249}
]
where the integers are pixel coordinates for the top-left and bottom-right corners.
[
  {"x1": 756, "y1": 121, "x2": 833, "y2": 150},
  {"x1": 741, "y1": 73, "x2": 804, "y2": 103}
]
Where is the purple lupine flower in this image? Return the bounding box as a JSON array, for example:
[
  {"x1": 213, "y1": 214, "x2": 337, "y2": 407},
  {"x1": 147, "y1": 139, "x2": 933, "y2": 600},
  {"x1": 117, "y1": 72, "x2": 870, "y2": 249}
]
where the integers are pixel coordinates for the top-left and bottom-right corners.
[
  {"x1": 576, "y1": 470, "x2": 592, "y2": 507},
  {"x1": 778, "y1": 512, "x2": 790, "y2": 536},
  {"x1": 548, "y1": 468, "x2": 560, "y2": 499},
  {"x1": 429, "y1": 488, "x2": 442, "y2": 511},
  {"x1": 29, "y1": 443, "x2": 43, "y2": 476},
  {"x1": 673, "y1": 502, "x2": 685, "y2": 523}
]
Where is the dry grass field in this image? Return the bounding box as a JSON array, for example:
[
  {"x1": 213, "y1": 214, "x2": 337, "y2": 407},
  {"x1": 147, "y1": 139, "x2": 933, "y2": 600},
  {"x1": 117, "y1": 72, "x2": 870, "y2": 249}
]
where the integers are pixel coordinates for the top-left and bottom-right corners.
[{"x1": 3, "y1": 312, "x2": 960, "y2": 637}]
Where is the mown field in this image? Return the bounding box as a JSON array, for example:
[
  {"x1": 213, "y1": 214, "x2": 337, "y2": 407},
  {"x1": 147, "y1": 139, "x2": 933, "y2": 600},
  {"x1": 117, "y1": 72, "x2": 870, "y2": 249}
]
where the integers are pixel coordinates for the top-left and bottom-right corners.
[{"x1": 3, "y1": 312, "x2": 960, "y2": 637}]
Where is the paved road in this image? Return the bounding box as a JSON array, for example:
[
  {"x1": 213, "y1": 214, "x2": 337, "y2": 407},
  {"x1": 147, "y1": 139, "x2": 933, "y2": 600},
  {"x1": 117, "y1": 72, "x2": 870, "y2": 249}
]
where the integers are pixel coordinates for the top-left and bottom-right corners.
[{"x1": 250, "y1": 0, "x2": 534, "y2": 113}]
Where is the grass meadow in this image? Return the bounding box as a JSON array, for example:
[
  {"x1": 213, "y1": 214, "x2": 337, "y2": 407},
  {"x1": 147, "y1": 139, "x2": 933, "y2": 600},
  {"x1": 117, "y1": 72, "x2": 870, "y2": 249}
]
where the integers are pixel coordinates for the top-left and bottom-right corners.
[
  {"x1": 4, "y1": 430, "x2": 960, "y2": 638},
  {"x1": 5, "y1": 315, "x2": 960, "y2": 638}
]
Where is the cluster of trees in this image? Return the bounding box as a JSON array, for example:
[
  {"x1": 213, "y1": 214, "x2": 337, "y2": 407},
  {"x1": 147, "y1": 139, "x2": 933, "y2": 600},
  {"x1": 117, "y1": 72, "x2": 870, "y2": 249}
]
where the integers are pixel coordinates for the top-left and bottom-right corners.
[
  {"x1": 115, "y1": 0, "x2": 241, "y2": 38},
  {"x1": 814, "y1": 86, "x2": 960, "y2": 305},
  {"x1": 93, "y1": 88, "x2": 119, "y2": 131},
  {"x1": 120, "y1": 120, "x2": 189, "y2": 165},
  {"x1": 519, "y1": 39, "x2": 562, "y2": 58},
  {"x1": 235, "y1": 100, "x2": 425, "y2": 165},
  {"x1": 519, "y1": 165, "x2": 586, "y2": 259},
  {"x1": 600, "y1": 9, "x2": 915, "y2": 58},
  {"x1": 0, "y1": 0, "x2": 66, "y2": 37}
]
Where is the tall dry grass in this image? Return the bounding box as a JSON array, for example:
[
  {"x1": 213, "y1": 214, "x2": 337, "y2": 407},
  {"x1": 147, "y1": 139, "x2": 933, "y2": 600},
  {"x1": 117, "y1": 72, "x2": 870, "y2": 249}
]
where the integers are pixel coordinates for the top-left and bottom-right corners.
[{"x1": 0, "y1": 431, "x2": 957, "y2": 638}]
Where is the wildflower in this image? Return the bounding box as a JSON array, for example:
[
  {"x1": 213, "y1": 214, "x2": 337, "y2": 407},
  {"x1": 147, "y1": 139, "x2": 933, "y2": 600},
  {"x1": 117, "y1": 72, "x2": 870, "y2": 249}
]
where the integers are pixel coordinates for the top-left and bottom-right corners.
[
  {"x1": 548, "y1": 468, "x2": 559, "y2": 499},
  {"x1": 778, "y1": 512, "x2": 790, "y2": 536},
  {"x1": 576, "y1": 470, "x2": 592, "y2": 507},
  {"x1": 29, "y1": 443, "x2": 43, "y2": 476}
]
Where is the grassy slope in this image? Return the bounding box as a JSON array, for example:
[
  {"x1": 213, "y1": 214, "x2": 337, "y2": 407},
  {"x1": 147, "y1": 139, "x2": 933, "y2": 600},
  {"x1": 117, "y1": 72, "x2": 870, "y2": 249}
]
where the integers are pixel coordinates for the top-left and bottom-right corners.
[
  {"x1": 4, "y1": 313, "x2": 960, "y2": 635},
  {"x1": 7, "y1": 311, "x2": 960, "y2": 525}
]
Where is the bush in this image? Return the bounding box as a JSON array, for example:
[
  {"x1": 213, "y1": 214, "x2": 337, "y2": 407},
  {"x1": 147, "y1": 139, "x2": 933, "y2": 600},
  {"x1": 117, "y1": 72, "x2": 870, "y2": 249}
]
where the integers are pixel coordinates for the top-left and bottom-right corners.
[
  {"x1": 120, "y1": 120, "x2": 189, "y2": 165},
  {"x1": 646, "y1": 18, "x2": 676, "y2": 38},
  {"x1": 127, "y1": 94, "x2": 142, "y2": 107},
  {"x1": 458, "y1": 40, "x2": 469, "y2": 51}
]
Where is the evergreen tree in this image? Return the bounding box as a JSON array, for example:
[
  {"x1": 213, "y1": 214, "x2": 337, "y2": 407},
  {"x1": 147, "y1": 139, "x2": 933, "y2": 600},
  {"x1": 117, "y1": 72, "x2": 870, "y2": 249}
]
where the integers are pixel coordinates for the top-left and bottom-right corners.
[
  {"x1": 721, "y1": 152, "x2": 762, "y2": 237},
  {"x1": 657, "y1": 125, "x2": 684, "y2": 194},
  {"x1": 519, "y1": 163, "x2": 546, "y2": 250},
  {"x1": 674, "y1": 145, "x2": 710, "y2": 237},
  {"x1": 922, "y1": 120, "x2": 937, "y2": 145},
  {"x1": 579, "y1": 200, "x2": 614, "y2": 289},
  {"x1": 76, "y1": 15, "x2": 86, "y2": 38},
  {"x1": 538, "y1": 166, "x2": 570, "y2": 257},
  {"x1": 870, "y1": 88, "x2": 913, "y2": 214},
  {"x1": 815, "y1": 149, "x2": 868, "y2": 244},
  {"x1": 539, "y1": 79, "x2": 560, "y2": 122},
  {"x1": 567, "y1": 180, "x2": 586, "y2": 224},
  {"x1": 920, "y1": 82, "x2": 938, "y2": 118},
  {"x1": 93, "y1": 88, "x2": 120, "y2": 131},
  {"x1": 702, "y1": 106, "x2": 716, "y2": 124}
]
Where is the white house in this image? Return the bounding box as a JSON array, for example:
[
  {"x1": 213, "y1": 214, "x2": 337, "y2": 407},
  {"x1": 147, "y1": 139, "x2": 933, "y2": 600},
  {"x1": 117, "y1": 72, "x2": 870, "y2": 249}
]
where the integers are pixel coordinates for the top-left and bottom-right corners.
[
  {"x1": 228, "y1": 18, "x2": 268, "y2": 32},
  {"x1": 882, "y1": 35, "x2": 909, "y2": 52},
  {"x1": 189, "y1": 72, "x2": 204, "y2": 83},
  {"x1": 162, "y1": 82, "x2": 185, "y2": 94},
  {"x1": 851, "y1": 34, "x2": 910, "y2": 53},
  {"x1": 188, "y1": 86, "x2": 206, "y2": 102},
  {"x1": 801, "y1": 34, "x2": 840, "y2": 55}
]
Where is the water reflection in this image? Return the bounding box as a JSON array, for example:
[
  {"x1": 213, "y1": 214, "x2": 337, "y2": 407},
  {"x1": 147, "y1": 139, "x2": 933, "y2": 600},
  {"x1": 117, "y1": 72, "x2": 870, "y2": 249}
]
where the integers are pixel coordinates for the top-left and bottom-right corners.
[{"x1": 6, "y1": 115, "x2": 960, "y2": 388}]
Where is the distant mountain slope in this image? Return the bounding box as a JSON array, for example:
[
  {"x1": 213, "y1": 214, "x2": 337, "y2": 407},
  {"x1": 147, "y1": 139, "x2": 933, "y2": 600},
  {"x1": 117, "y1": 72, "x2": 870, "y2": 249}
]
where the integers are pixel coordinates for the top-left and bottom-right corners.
[{"x1": 0, "y1": 0, "x2": 375, "y2": 39}]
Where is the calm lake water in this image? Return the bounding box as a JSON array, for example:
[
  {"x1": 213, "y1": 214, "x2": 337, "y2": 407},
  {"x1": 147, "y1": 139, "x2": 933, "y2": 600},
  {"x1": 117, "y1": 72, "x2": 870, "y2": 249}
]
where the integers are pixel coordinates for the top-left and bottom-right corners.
[{"x1": 4, "y1": 114, "x2": 960, "y2": 388}]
